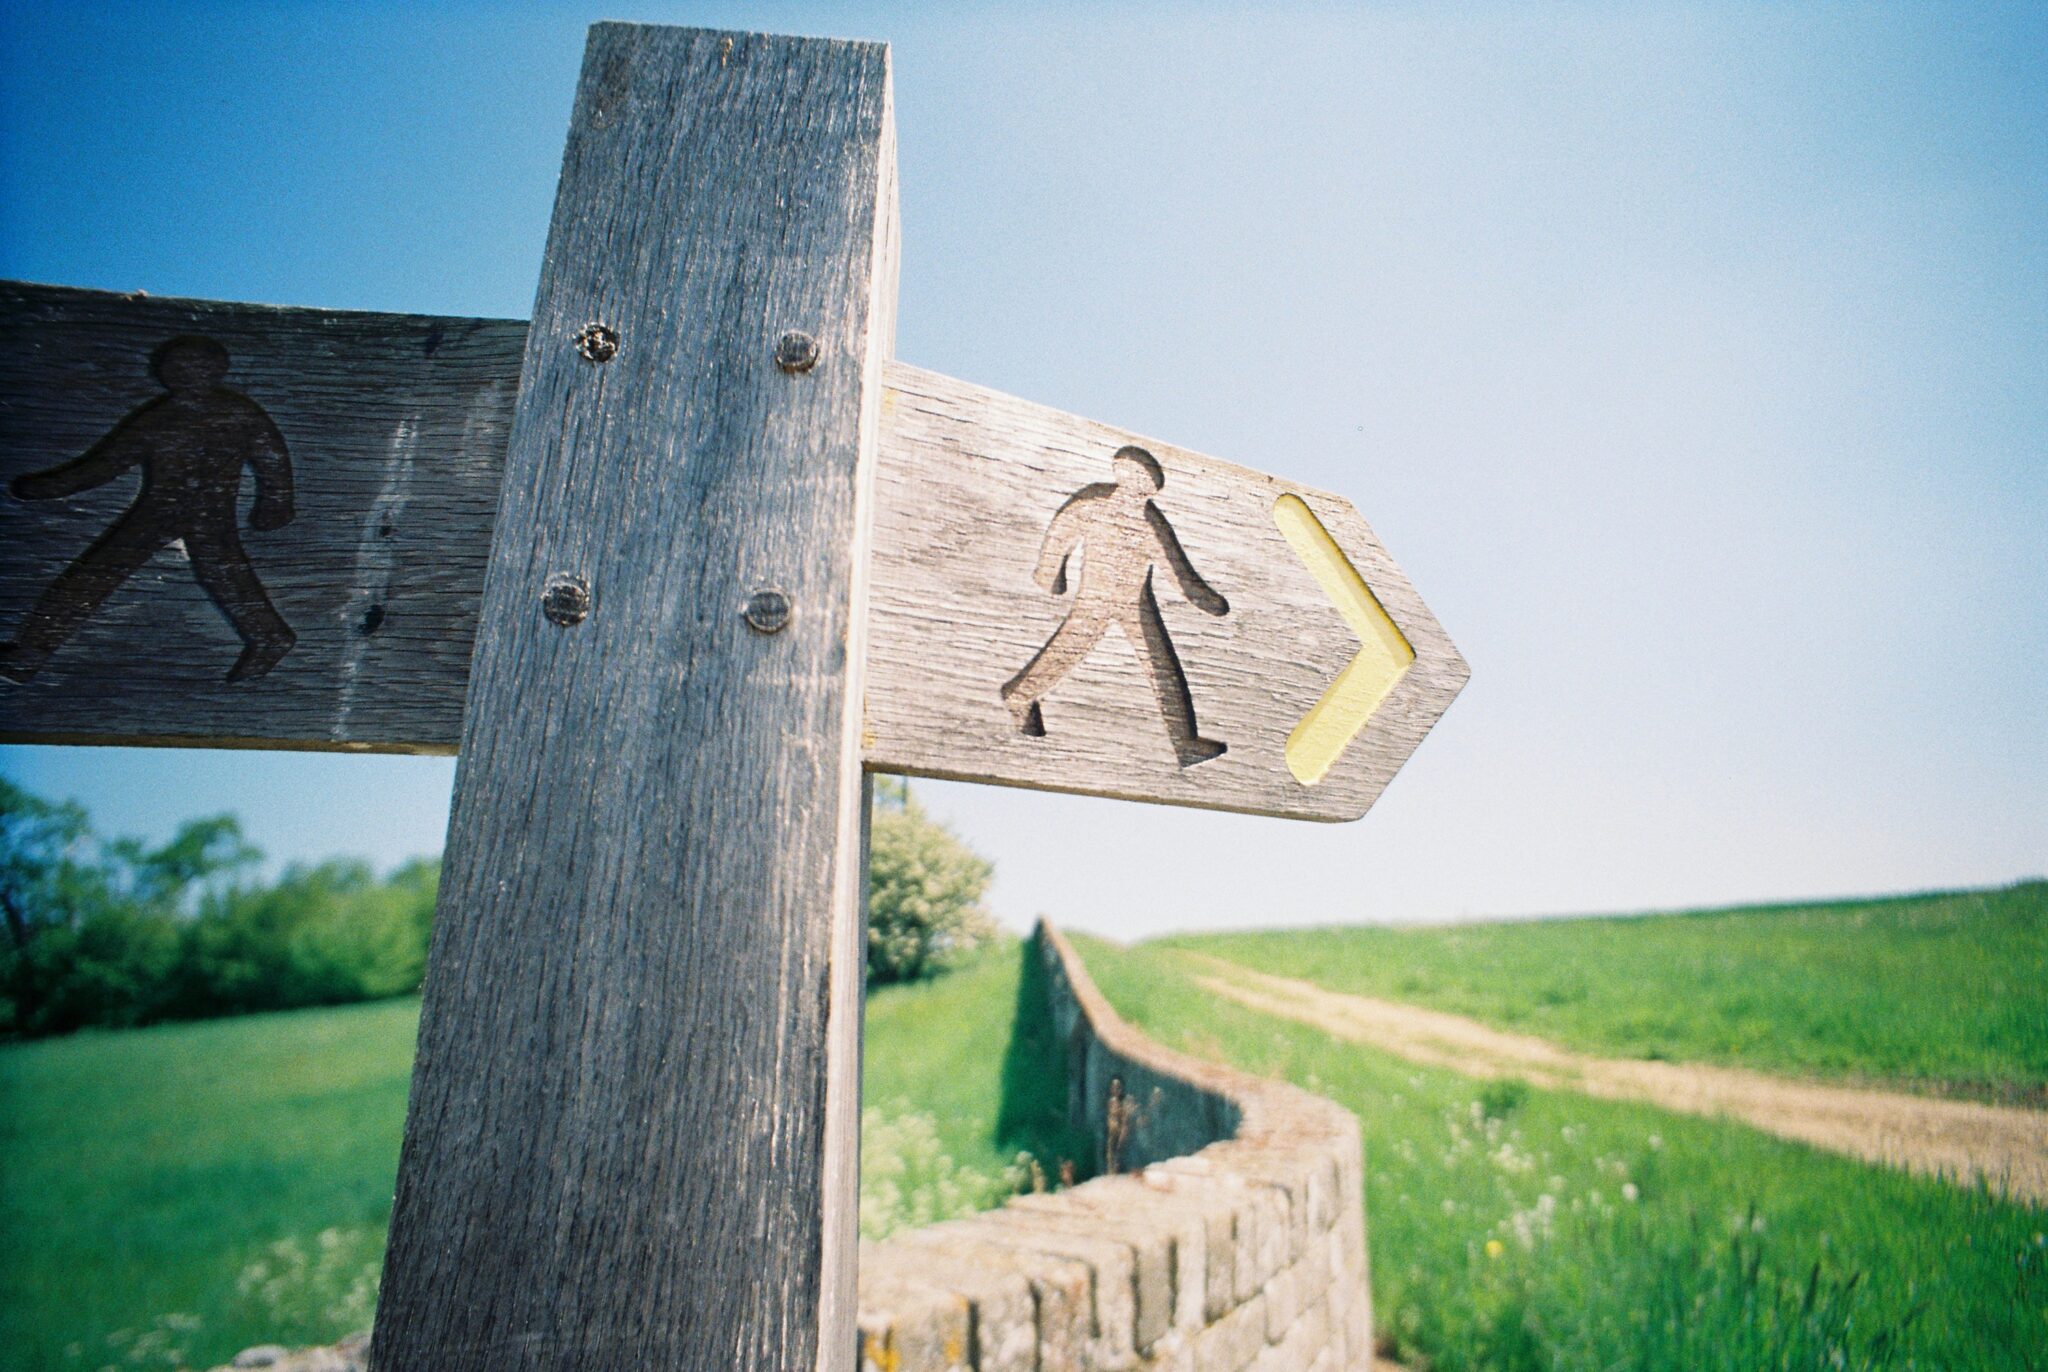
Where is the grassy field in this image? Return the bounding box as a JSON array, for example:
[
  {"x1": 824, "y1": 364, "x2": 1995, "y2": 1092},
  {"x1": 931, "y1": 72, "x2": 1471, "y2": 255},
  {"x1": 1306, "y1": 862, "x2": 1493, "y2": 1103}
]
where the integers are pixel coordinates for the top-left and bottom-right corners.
[
  {"x1": 0, "y1": 940, "x2": 1081, "y2": 1372},
  {"x1": 5, "y1": 918, "x2": 2045, "y2": 1371},
  {"x1": 1163, "y1": 881, "x2": 2048, "y2": 1102},
  {"x1": 0, "y1": 996, "x2": 414, "y2": 1371},
  {"x1": 1077, "y1": 933, "x2": 2047, "y2": 1371}
]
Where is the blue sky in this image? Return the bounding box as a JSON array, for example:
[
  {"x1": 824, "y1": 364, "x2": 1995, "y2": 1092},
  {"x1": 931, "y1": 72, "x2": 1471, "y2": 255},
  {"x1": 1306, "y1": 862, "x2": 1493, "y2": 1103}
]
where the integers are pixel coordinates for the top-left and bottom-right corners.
[{"x1": 2, "y1": 2, "x2": 2043, "y2": 938}]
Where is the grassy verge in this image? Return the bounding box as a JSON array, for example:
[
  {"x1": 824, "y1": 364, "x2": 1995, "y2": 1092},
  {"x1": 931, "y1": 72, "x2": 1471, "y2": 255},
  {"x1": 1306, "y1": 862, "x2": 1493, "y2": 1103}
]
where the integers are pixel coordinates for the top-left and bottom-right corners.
[
  {"x1": 0, "y1": 939, "x2": 1074, "y2": 1372},
  {"x1": 1162, "y1": 881, "x2": 2048, "y2": 1101},
  {"x1": 1074, "y1": 932, "x2": 2048, "y2": 1371},
  {"x1": 859, "y1": 940, "x2": 1091, "y2": 1236}
]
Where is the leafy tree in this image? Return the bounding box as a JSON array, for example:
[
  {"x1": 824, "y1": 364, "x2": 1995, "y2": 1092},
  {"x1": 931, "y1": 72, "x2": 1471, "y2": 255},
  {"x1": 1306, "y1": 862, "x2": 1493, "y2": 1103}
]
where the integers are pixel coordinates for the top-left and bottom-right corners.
[
  {"x1": 3, "y1": 780, "x2": 129, "y2": 1033},
  {"x1": 181, "y1": 856, "x2": 438, "y2": 1013},
  {"x1": 0, "y1": 778, "x2": 93, "y2": 955},
  {"x1": 24, "y1": 900, "x2": 183, "y2": 1031},
  {"x1": 106, "y1": 814, "x2": 258, "y2": 912},
  {"x1": 2, "y1": 781, "x2": 258, "y2": 1034},
  {"x1": 866, "y1": 781, "x2": 996, "y2": 985}
]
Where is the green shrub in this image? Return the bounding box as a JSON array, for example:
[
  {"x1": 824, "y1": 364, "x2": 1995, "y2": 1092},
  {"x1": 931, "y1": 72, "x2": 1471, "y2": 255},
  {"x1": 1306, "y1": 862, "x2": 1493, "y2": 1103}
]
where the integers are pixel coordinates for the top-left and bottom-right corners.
[
  {"x1": 866, "y1": 779, "x2": 996, "y2": 985},
  {"x1": 175, "y1": 857, "x2": 438, "y2": 1014}
]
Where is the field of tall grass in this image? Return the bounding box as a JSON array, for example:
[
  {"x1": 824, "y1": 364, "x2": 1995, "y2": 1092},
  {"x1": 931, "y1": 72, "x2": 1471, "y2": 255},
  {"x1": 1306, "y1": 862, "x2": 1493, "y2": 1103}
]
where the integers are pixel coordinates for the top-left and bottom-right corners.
[
  {"x1": 1078, "y1": 933, "x2": 2047, "y2": 1371},
  {"x1": 1165, "y1": 881, "x2": 2048, "y2": 1102}
]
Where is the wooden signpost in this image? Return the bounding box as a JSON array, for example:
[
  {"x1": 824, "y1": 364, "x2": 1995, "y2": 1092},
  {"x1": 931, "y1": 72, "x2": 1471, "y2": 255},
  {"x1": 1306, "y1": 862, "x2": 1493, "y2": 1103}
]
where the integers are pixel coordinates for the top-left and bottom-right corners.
[{"x1": 0, "y1": 20, "x2": 1466, "y2": 1372}]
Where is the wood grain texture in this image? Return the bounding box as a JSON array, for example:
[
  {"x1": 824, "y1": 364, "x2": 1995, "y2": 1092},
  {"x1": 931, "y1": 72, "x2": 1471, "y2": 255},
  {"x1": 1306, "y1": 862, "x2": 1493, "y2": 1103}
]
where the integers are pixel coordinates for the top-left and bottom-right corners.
[
  {"x1": 863, "y1": 365, "x2": 1469, "y2": 821},
  {"x1": 1, "y1": 313, "x2": 1464, "y2": 821},
  {"x1": 0, "y1": 280, "x2": 517, "y2": 750},
  {"x1": 369, "y1": 24, "x2": 894, "y2": 1372}
]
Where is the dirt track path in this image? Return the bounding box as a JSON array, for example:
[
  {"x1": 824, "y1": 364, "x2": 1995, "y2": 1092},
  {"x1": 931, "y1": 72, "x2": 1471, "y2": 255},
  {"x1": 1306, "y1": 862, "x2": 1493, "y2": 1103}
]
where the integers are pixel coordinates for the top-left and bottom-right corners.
[{"x1": 1183, "y1": 954, "x2": 2048, "y2": 1207}]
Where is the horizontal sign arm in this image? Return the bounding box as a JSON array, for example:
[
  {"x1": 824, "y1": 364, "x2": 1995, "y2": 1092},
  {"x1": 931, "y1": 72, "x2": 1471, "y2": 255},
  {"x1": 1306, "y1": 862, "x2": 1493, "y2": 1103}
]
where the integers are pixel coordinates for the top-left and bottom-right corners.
[{"x1": 0, "y1": 280, "x2": 1464, "y2": 821}]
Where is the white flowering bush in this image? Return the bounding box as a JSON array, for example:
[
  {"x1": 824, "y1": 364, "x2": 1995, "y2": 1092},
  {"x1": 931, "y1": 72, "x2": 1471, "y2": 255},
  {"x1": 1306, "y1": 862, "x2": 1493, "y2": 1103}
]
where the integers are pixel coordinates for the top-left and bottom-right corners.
[
  {"x1": 858, "y1": 1104, "x2": 1029, "y2": 1240},
  {"x1": 233, "y1": 1227, "x2": 382, "y2": 1337},
  {"x1": 866, "y1": 781, "x2": 996, "y2": 985}
]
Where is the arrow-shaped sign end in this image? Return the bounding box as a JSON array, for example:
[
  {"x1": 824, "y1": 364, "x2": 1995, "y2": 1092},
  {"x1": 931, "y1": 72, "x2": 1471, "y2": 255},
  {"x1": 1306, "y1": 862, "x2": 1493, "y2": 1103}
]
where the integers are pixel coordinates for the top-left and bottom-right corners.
[{"x1": 1274, "y1": 494, "x2": 1418, "y2": 786}]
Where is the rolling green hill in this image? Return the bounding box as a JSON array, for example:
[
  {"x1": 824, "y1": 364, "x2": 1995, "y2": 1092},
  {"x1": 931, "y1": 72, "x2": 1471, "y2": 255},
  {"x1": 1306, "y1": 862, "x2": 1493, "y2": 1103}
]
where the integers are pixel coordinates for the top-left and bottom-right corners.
[{"x1": 1162, "y1": 881, "x2": 2048, "y2": 1102}]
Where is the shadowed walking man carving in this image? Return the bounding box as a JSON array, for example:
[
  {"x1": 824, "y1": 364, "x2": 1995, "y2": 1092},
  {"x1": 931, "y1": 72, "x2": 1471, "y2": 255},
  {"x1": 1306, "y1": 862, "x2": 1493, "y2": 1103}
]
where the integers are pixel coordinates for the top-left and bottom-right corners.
[
  {"x1": 1, "y1": 336, "x2": 296, "y2": 685},
  {"x1": 1002, "y1": 445, "x2": 1230, "y2": 766}
]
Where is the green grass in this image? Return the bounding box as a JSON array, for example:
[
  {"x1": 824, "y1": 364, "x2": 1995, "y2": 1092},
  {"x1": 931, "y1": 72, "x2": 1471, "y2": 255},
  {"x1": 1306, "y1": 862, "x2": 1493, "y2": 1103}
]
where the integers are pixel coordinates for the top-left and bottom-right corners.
[
  {"x1": 863, "y1": 940, "x2": 1090, "y2": 1185},
  {"x1": 8, "y1": 922, "x2": 2046, "y2": 1371},
  {"x1": 1162, "y1": 881, "x2": 2048, "y2": 1102},
  {"x1": 0, "y1": 997, "x2": 415, "y2": 1371},
  {"x1": 1074, "y1": 933, "x2": 2048, "y2": 1372},
  {"x1": 0, "y1": 939, "x2": 1079, "y2": 1372},
  {"x1": 858, "y1": 940, "x2": 1092, "y2": 1237}
]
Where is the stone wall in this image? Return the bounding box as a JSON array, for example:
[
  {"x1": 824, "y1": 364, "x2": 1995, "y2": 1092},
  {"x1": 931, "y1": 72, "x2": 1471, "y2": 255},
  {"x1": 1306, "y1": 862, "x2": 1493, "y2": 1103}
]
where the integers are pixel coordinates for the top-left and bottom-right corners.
[{"x1": 854, "y1": 921, "x2": 1373, "y2": 1371}]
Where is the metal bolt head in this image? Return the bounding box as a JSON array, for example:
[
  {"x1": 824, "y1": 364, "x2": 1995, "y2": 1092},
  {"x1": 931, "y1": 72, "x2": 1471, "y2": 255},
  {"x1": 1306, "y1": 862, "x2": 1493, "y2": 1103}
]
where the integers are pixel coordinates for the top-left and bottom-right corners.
[
  {"x1": 542, "y1": 574, "x2": 591, "y2": 626},
  {"x1": 575, "y1": 323, "x2": 619, "y2": 364},
  {"x1": 773, "y1": 330, "x2": 819, "y2": 374},
  {"x1": 743, "y1": 588, "x2": 792, "y2": 634}
]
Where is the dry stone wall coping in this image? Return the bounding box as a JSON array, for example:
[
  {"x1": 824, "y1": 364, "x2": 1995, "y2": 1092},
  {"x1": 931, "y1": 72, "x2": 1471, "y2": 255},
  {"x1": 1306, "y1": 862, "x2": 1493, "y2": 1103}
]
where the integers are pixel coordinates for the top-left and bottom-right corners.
[{"x1": 852, "y1": 921, "x2": 1373, "y2": 1372}]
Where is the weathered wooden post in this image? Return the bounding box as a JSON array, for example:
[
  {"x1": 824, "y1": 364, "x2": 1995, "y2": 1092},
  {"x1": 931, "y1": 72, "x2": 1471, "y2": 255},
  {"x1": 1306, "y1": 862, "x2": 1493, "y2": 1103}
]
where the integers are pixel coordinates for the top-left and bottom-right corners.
[
  {"x1": 365, "y1": 24, "x2": 895, "y2": 1370},
  {"x1": 0, "y1": 18, "x2": 1470, "y2": 1372}
]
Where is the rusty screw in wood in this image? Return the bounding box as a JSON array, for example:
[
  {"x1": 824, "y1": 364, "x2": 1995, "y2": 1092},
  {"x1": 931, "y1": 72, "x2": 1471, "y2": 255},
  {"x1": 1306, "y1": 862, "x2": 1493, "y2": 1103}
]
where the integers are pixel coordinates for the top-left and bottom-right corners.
[
  {"x1": 743, "y1": 588, "x2": 791, "y2": 634},
  {"x1": 575, "y1": 323, "x2": 619, "y2": 363},
  {"x1": 773, "y1": 330, "x2": 819, "y2": 374},
  {"x1": 542, "y1": 574, "x2": 591, "y2": 626}
]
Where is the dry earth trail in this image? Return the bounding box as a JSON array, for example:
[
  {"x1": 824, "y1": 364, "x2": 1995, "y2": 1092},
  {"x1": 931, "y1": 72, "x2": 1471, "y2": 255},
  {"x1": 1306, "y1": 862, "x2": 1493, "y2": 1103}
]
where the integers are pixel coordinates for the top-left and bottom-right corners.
[{"x1": 1183, "y1": 954, "x2": 2048, "y2": 1207}]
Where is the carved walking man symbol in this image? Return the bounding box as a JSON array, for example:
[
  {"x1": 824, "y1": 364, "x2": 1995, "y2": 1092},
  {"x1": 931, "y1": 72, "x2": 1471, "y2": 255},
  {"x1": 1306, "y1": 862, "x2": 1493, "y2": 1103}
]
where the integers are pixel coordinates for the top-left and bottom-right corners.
[
  {"x1": 1001, "y1": 445, "x2": 1230, "y2": 766},
  {"x1": 0, "y1": 336, "x2": 296, "y2": 685}
]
